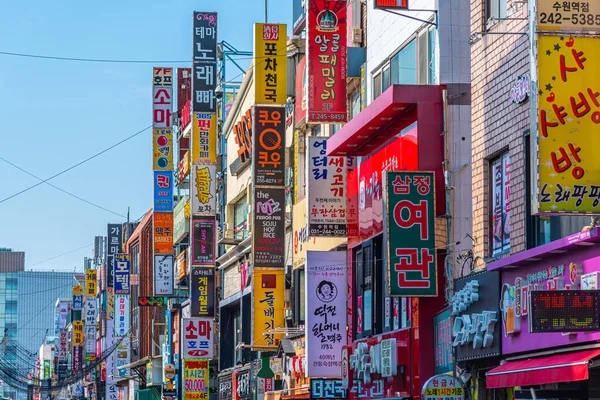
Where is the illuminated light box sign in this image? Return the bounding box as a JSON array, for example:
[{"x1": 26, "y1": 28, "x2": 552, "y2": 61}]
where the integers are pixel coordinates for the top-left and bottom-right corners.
[
  {"x1": 530, "y1": 290, "x2": 600, "y2": 333},
  {"x1": 374, "y1": 0, "x2": 409, "y2": 9}
]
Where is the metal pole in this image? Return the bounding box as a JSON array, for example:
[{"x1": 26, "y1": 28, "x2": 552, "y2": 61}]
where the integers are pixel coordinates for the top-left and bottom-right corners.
[{"x1": 265, "y1": 0, "x2": 268, "y2": 23}]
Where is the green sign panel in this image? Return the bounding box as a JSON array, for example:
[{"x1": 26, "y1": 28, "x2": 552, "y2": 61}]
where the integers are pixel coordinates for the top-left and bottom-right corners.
[
  {"x1": 385, "y1": 171, "x2": 437, "y2": 297},
  {"x1": 43, "y1": 359, "x2": 51, "y2": 379}
]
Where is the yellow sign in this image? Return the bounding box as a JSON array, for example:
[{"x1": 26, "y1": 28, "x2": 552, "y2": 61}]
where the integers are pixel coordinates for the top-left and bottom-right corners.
[
  {"x1": 72, "y1": 285, "x2": 84, "y2": 297},
  {"x1": 537, "y1": 0, "x2": 600, "y2": 31},
  {"x1": 425, "y1": 388, "x2": 465, "y2": 396},
  {"x1": 183, "y1": 359, "x2": 210, "y2": 400},
  {"x1": 253, "y1": 269, "x2": 285, "y2": 349},
  {"x1": 191, "y1": 113, "x2": 217, "y2": 165},
  {"x1": 292, "y1": 198, "x2": 345, "y2": 269},
  {"x1": 85, "y1": 270, "x2": 97, "y2": 297},
  {"x1": 153, "y1": 128, "x2": 173, "y2": 171},
  {"x1": 254, "y1": 23, "x2": 287, "y2": 104},
  {"x1": 73, "y1": 321, "x2": 84, "y2": 346},
  {"x1": 537, "y1": 36, "x2": 600, "y2": 213}
]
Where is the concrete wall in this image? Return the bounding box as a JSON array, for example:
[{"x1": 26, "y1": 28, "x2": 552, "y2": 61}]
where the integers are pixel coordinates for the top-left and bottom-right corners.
[{"x1": 470, "y1": 0, "x2": 530, "y2": 259}]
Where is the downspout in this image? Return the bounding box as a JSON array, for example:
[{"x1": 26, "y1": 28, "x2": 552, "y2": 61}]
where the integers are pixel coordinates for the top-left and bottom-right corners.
[{"x1": 443, "y1": 89, "x2": 453, "y2": 303}]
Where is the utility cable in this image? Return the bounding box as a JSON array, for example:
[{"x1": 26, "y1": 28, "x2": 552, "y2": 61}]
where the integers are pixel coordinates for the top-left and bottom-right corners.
[
  {"x1": 25, "y1": 244, "x2": 93, "y2": 269},
  {"x1": 0, "y1": 156, "x2": 127, "y2": 218},
  {"x1": 0, "y1": 125, "x2": 151, "y2": 205}
]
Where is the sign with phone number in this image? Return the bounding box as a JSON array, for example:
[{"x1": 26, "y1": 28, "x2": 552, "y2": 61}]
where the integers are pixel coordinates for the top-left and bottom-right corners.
[{"x1": 538, "y1": 0, "x2": 600, "y2": 31}]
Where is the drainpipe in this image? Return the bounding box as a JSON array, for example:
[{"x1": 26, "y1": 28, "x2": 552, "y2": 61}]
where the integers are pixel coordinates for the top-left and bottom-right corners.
[{"x1": 442, "y1": 89, "x2": 453, "y2": 304}]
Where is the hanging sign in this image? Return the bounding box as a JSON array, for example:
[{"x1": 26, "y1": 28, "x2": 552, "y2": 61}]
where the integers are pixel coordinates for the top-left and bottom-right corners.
[
  {"x1": 85, "y1": 270, "x2": 97, "y2": 297},
  {"x1": 154, "y1": 255, "x2": 174, "y2": 296},
  {"x1": 254, "y1": 23, "x2": 288, "y2": 105},
  {"x1": 113, "y1": 254, "x2": 131, "y2": 295},
  {"x1": 191, "y1": 267, "x2": 215, "y2": 317},
  {"x1": 253, "y1": 105, "x2": 286, "y2": 186},
  {"x1": 191, "y1": 165, "x2": 217, "y2": 215},
  {"x1": 192, "y1": 112, "x2": 218, "y2": 165},
  {"x1": 182, "y1": 318, "x2": 214, "y2": 359},
  {"x1": 253, "y1": 187, "x2": 286, "y2": 267},
  {"x1": 183, "y1": 359, "x2": 210, "y2": 400}
]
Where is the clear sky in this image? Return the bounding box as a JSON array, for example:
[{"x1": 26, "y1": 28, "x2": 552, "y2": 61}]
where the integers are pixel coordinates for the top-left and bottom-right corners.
[{"x1": 0, "y1": 0, "x2": 292, "y2": 271}]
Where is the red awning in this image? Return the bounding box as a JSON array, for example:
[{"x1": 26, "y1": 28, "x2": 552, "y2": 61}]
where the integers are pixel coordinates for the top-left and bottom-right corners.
[{"x1": 486, "y1": 348, "x2": 600, "y2": 388}]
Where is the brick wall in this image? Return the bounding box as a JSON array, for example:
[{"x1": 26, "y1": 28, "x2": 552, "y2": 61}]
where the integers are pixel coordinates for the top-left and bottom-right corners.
[{"x1": 471, "y1": 1, "x2": 530, "y2": 259}]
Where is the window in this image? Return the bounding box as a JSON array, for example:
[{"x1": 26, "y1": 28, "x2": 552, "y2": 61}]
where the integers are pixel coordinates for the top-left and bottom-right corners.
[
  {"x1": 350, "y1": 91, "x2": 361, "y2": 119},
  {"x1": 234, "y1": 197, "x2": 248, "y2": 239},
  {"x1": 293, "y1": 268, "x2": 305, "y2": 325},
  {"x1": 373, "y1": 72, "x2": 382, "y2": 100},
  {"x1": 382, "y1": 66, "x2": 391, "y2": 93},
  {"x1": 490, "y1": 152, "x2": 511, "y2": 257},
  {"x1": 428, "y1": 27, "x2": 437, "y2": 84},
  {"x1": 486, "y1": 0, "x2": 507, "y2": 28},
  {"x1": 234, "y1": 308, "x2": 242, "y2": 365},
  {"x1": 391, "y1": 39, "x2": 417, "y2": 85},
  {"x1": 354, "y1": 236, "x2": 384, "y2": 339}
]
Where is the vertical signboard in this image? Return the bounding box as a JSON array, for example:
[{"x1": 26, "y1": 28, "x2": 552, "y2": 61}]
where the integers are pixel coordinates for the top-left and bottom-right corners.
[
  {"x1": 191, "y1": 218, "x2": 216, "y2": 265},
  {"x1": 154, "y1": 171, "x2": 174, "y2": 212},
  {"x1": 113, "y1": 254, "x2": 131, "y2": 295},
  {"x1": 154, "y1": 212, "x2": 174, "y2": 254},
  {"x1": 192, "y1": 113, "x2": 218, "y2": 165},
  {"x1": 293, "y1": 0, "x2": 307, "y2": 34},
  {"x1": 307, "y1": 137, "x2": 347, "y2": 236},
  {"x1": 73, "y1": 321, "x2": 84, "y2": 346},
  {"x1": 72, "y1": 345, "x2": 83, "y2": 373},
  {"x1": 253, "y1": 188, "x2": 286, "y2": 267},
  {"x1": 193, "y1": 12, "x2": 218, "y2": 63},
  {"x1": 115, "y1": 337, "x2": 131, "y2": 377},
  {"x1": 85, "y1": 325, "x2": 96, "y2": 355},
  {"x1": 153, "y1": 128, "x2": 174, "y2": 171},
  {"x1": 492, "y1": 154, "x2": 510, "y2": 255},
  {"x1": 253, "y1": 269, "x2": 285, "y2": 348},
  {"x1": 183, "y1": 359, "x2": 210, "y2": 400},
  {"x1": 193, "y1": 63, "x2": 218, "y2": 113},
  {"x1": 107, "y1": 224, "x2": 123, "y2": 290},
  {"x1": 307, "y1": 0, "x2": 348, "y2": 123},
  {"x1": 254, "y1": 24, "x2": 287, "y2": 104},
  {"x1": 191, "y1": 165, "x2": 217, "y2": 215},
  {"x1": 190, "y1": 267, "x2": 215, "y2": 317},
  {"x1": 85, "y1": 270, "x2": 97, "y2": 298},
  {"x1": 114, "y1": 295, "x2": 130, "y2": 337},
  {"x1": 306, "y1": 251, "x2": 346, "y2": 378},
  {"x1": 72, "y1": 285, "x2": 84, "y2": 311},
  {"x1": 153, "y1": 70, "x2": 174, "y2": 128},
  {"x1": 85, "y1": 298, "x2": 97, "y2": 326},
  {"x1": 537, "y1": 36, "x2": 600, "y2": 214},
  {"x1": 385, "y1": 171, "x2": 437, "y2": 296},
  {"x1": 253, "y1": 105, "x2": 286, "y2": 186},
  {"x1": 434, "y1": 309, "x2": 453, "y2": 374},
  {"x1": 182, "y1": 318, "x2": 214, "y2": 359},
  {"x1": 154, "y1": 255, "x2": 174, "y2": 296},
  {"x1": 192, "y1": 10, "x2": 218, "y2": 114}
]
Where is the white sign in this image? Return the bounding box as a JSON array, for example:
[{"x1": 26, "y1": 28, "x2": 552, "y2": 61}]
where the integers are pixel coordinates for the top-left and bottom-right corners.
[
  {"x1": 58, "y1": 302, "x2": 69, "y2": 330},
  {"x1": 307, "y1": 137, "x2": 347, "y2": 236},
  {"x1": 305, "y1": 251, "x2": 347, "y2": 377},
  {"x1": 191, "y1": 165, "x2": 217, "y2": 215},
  {"x1": 581, "y1": 272, "x2": 600, "y2": 290},
  {"x1": 115, "y1": 337, "x2": 131, "y2": 377},
  {"x1": 106, "y1": 383, "x2": 118, "y2": 400},
  {"x1": 58, "y1": 329, "x2": 68, "y2": 361},
  {"x1": 105, "y1": 320, "x2": 116, "y2": 384},
  {"x1": 182, "y1": 317, "x2": 214, "y2": 359},
  {"x1": 114, "y1": 295, "x2": 130, "y2": 337},
  {"x1": 422, "y1": 374, "x2": 464, "y2": 400},
  {"x1": 85, "y1": 326, "x2": 96, "y2": 355},
  {"x1": 349, "y1": 339, "x2": 398, "y2": 387},
  {"x1": 154, "y1": 255, "x2": 174, "y2": 296},
  {"x1": 85, "y1": 298, "x2": 97, "y2": 327}
]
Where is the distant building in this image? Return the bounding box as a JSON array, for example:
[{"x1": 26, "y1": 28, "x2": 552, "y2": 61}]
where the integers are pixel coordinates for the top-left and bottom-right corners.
[{"x1": 0, "y1": 249, "x2": 24, "y2": 273}]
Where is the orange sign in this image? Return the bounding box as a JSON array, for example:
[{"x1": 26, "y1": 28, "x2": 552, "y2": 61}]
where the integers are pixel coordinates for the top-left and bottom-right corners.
[{"x1": 154, "y1": 212, "x2": 173, "y2": 254}]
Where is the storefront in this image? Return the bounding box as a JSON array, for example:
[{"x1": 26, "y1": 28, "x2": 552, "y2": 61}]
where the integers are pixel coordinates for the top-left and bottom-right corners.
[
  {"x1": 327, "y1": 84, "x2": 448, "y2": 400},
  {"x1": 486, "y1": 228, "x2": 600, "y2": 399}
]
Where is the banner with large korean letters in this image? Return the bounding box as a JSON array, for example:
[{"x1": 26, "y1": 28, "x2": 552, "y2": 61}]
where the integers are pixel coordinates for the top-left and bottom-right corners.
[
  {"x1": 253, "y1": 188, "x2": 285, "y2": 267},
  {"x1": 182, "y1": 318, "x2": 214, "y2": 359},
  {"x1": 254, "y1": 23, "x2": 287, "y2": 105},
  {"x1": 305, "y1": 251, "x2": 346, "y2": 377},
  {"x1": 307, "y1": 0, "x2": 347, "y2": 123},
  {"x1": 191, "y1": 267, "x2": 215, "y2": 317},
  {"x1": 106, "y1": 223, "x2": 123, "y2": 291},
  {"x1": 113, "y1": 254, "x2": 131, "y2": 295},
  {"x1": 154, "y1": 255, "x2": 174, "y2": 296},
  {"x1": 85, "y1": 299, "x2": 97, "y2": 326},
  {"x1": 114, "y1": 295, "x2": 130, "y2": 337},
  {"x1": 253, "y1": 269, "x2": 285, "y2": 349},
  {"x1": 192, "y1": 112, "x2": 218, "y2": 165},
  {"x1": 384, "y1": 171, "x2": 437, "y2": 296},
  {"x1": 307, "y1": 137, "x2": 347, "y2": 236},
  {"x1": 253, "y1": 105, "x2": 286, "y2": 186},
  {"x1": 536, "y1": 36, "x2": 600, "y2": 214},
  {"x1": 191, "y1": 165, "x2": 217, "y2": 215}
]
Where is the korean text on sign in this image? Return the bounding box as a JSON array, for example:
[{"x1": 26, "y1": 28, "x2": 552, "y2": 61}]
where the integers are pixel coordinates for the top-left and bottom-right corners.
[
  {"x1": 253, "y1": 105, "x2": 286, "y2": 186},
  {"x1": 537, "y1": 36, "x2": 600, "y2": 213},
  {"x1": 385, "y1": 171, "x2": 437, "y2": 297},
  {"x1": 254, "y1": 23, "x2": 287, "y2": 104}
]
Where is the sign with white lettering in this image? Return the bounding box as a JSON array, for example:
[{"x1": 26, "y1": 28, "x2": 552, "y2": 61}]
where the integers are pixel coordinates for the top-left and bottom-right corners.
[
  {"x1": 310, "y1": 379, "x2": 346, "y2": 399},
  {"x1": 450, "y1": 270, "x2": 501, "y2": 361}
]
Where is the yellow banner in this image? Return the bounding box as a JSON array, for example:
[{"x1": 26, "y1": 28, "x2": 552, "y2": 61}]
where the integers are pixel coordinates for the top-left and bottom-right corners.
[
  {"x1": 254, "y1": 23, "x2": 287, "y2": 104},
  {"x1": 538, "y1": 36, "x2": 600, "y2": 213},
  {"x1": 253, "y1": 269, "x2": 285, "y2": 349},
  {"x1": 153, "y1": 128, "x2": 174, "y2": 171},
  {"x1": 292, "y1": 198, "x2": 345, "y2": 269},
  {"x1": 85, "y1": 270, "x2": 97, "y2": 297},
  {"x1": 183, "y1": 359, "x2": 210, "y2": 400},
  {"x1": 73, "y1": 321, "x2": 84, "y2": 346},
  {"x1": 191, "y1": 113, "x2": 217, "y2": 165}
]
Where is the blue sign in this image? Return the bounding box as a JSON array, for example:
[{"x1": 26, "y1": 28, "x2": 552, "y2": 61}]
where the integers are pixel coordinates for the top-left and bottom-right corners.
[
  {"x1": 72, "y1": 295, "x2": 83, "y2": 310},
  {"x1": 113, "y1": 254, "x2": 131, "y2": 295},
  {"x1": 434, "y1": 308, "x2": 453, "y2": 374},
  {"x1": 292, "y1": 0, "x2": 306, "y2": 34},
  {"x1": 153, "y1": 171, "x2": 173, "y2": 212},
  {"x1": 310, "y1": 379, "x2": 346, "y2": 400}
]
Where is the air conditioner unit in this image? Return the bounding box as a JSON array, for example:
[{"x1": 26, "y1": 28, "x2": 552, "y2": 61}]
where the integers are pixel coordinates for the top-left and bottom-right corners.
[{"x1": 353, "y1": 28, "x2": 362, "y2": 45}]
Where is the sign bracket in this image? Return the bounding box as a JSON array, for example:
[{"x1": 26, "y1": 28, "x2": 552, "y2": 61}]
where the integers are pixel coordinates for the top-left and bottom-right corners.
[{"x1": 381, "y1": 8, "x2": 437, "y2": 27}]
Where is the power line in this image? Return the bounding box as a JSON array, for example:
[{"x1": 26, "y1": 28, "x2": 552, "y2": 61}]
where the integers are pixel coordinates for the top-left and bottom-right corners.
[
  {"x1": 0, "y1": 157, "x2": 127, "y2": 218},
  {"x1": 0, "y1": 125, "x2": 151, "y2": 205},
  {"x1": 0, "y1": 51, "x2": 189, "y2": 64},
  {"x1": 25, "y1": 244, "x2": 92, "y2": 269}
]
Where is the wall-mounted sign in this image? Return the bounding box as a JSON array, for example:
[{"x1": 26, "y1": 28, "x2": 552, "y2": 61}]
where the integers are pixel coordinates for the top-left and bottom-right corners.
[
  {"x1": 450, "y1": 271, "x2": 501, "y2": 361},
  {"x1": 193, "y1": 12, "x2": 218, "y2": 63},
  {"x1": 193, "y1": 63, "x2": 217, "y2": 113},
  {"x1": 253, "y1": 105, "x2": 286, "y2": 186},
  {"x1": 422, "y1": 374, "x2": 464, "y2": 400},
  {"x1": 374, "y1": 0, "x2": 409, "y2": 9},
  {"x1": 153, "y1": 212, "x2": 173, "y2": 254},
  {"x1": 253, "y1": 269, "x2": 285, "y2": 348},
  {"x1": 114, "y1": 295, "x2": 130, "y2": 337},
  {"x1": 510, "y1": 75, "x2": 530, "y2": 104},
  {"x1": 106, "y1": 223, "x2": 123, "y2": 290},
  {"x1": 182, "y1": 317, "x2": 214, "y2": 358},
  {"x1": 153, "y1": 128, "x2": 174, "y2": 171},
  {"x1": 73, "y1": 285, "x2": 83, "y2": 310},
  {"x1": 232, "y1": 369, "x2": 251, "y2": 400},
  {"x1": 138, "y1": 296, "x2": 168, "y2": 307},
  {"x1": 385, "y1": 171, "x2": 437, "y2": 296},
  {"x1": 253, "y1": 187, "x2": 285, "y2": 267},
  {"x1": 85, "y1": 298, "x2": 97, "y2": 327},
  {"x1": 192, "y1": 218, "x2": 216, "y2": 265},
  {"x1": 434, "y1": 309, "x2": 453, "y2": 374},
  {"x1": 306, "y1": 251, "x2": 346, "y2": 378},
  {"x1": 85, "y1": 270, "x2": 97, "y2": 297},
  {"x1": 530, "y1": 290, "x2": 600, "y2": 332},
  {"x1": 154, "y1": 255, "x2": 174, "y2": 296},
  {"x1": 254, "y1": 24, "x2": 287, "y2": 105},
  {"x1": 536, "y1": 0, "x2": 600, "y2": 31},
  {"x1": 191, "y1": 267, "x2": 215, "y2": 317},
  {"x1": 154, "y1": 170, "x2": 174, "y2": 212},
  {"x1": 310, "y1": 379, "x2": 346, "y2": 399},
  {"x1": 191, "y1": 165, "x2": 217, "y2": 215},
  {"x1": 73, "y1": 321, "x2": 84, "y2": 346},
  {"x1": 183, "y1": 359, "x2": 210, "y2": 400},
  {"x1": 218, "y1": 373, "x2": 233, "y2": 400},
  {"x1": 191, "y1": 112, "x2": 218, "y2": 165},
  {"x1": 113, "y1": 254, "x2": 131, "y2": 295},
  {"x1": 307, "y1": 0, "x2": 348, "y2": 123}
]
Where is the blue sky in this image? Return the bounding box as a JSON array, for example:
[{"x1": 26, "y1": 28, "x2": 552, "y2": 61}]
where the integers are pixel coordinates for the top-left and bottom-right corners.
[{"x1": 0, "y1": 0, "x2": 292, "y2": 271}]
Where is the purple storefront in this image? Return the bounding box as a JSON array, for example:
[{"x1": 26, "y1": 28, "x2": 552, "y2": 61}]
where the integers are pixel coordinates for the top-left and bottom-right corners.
[{"x1": 485, "y1": 228, "x2": 600, "y2": 399}]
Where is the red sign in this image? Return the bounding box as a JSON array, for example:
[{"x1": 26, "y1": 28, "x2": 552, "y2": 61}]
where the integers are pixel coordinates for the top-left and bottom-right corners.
[
  {"x1": 307, "y1": 0, "x2": 347, "y2": 123},
  {"x1": 178, "y1": 68, "x2": 192, "y2": 114},
  {"x1": 374, "y1": 0, "x2": 409, "y2": 9}
]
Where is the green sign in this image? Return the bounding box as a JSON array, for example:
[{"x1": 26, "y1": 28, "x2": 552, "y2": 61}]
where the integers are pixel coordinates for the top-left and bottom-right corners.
[
  {"x1": 385, "y1": 171, "x2": 437, "y2": 296},
  {"x1": 43, "y1": 360, "x2": 51, "y2": 379}
]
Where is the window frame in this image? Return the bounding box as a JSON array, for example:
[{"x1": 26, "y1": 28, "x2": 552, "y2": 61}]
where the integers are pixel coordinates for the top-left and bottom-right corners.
[
  {"x1": 489, "y1": 151, "x2": 511, "y2": 257},
  {"x1": 485, "y1": 0, "x2": 508, "y2": 29}
]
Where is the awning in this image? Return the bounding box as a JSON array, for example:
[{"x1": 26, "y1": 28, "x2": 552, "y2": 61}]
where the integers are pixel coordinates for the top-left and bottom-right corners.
[
  {"x1": 486, "y1": 348, "x2": 600, "y2": 388},
  {"x1": 117, "y1": 356, "x2": 150, "y2": 370}
]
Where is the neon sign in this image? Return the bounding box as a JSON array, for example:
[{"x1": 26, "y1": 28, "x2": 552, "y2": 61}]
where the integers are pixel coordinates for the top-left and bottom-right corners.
[{"x1": 530, "y1": 290, "x2": 600, "y2": 332}]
